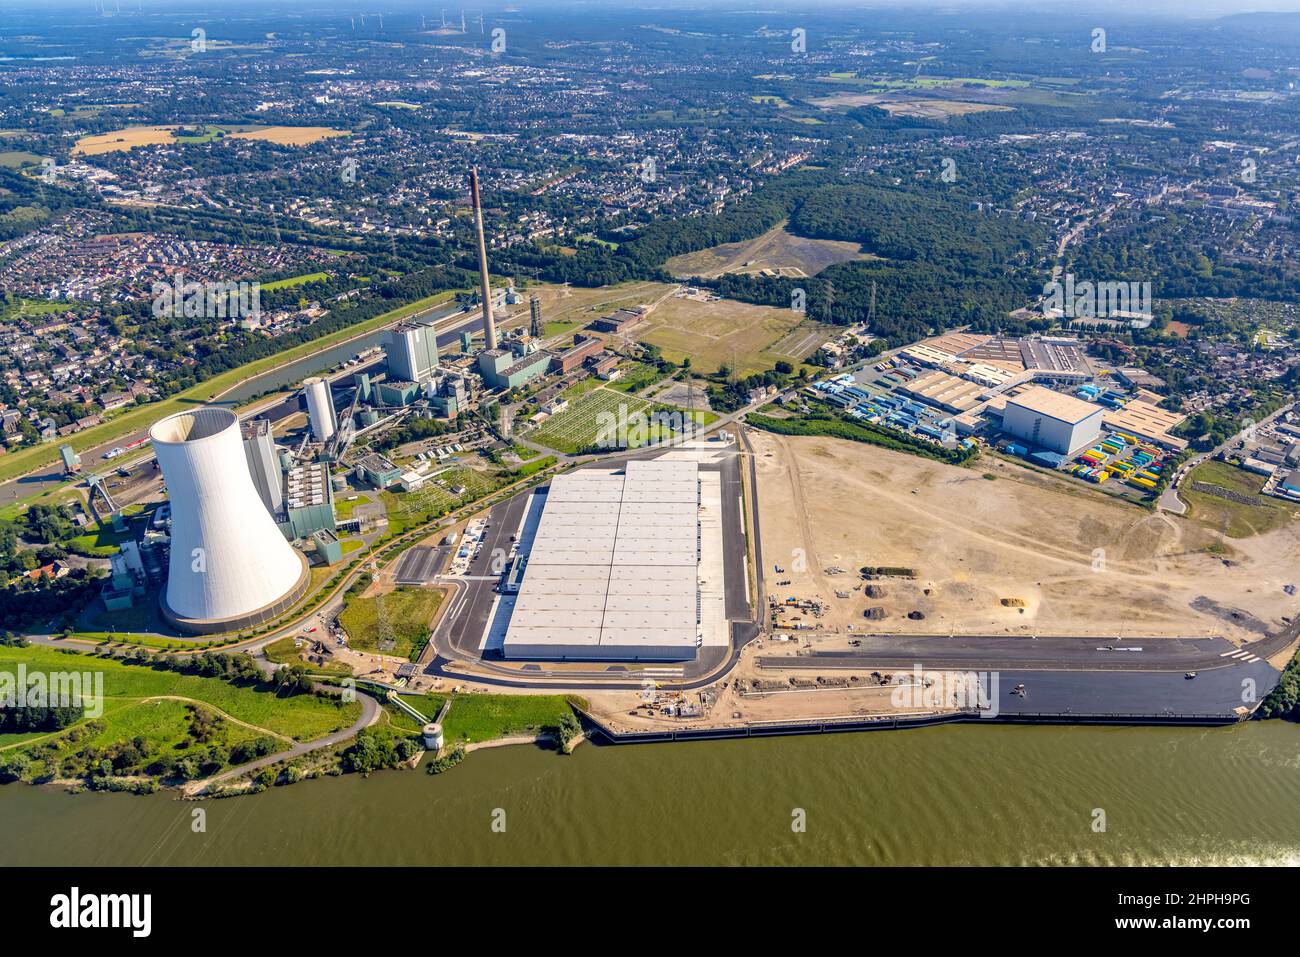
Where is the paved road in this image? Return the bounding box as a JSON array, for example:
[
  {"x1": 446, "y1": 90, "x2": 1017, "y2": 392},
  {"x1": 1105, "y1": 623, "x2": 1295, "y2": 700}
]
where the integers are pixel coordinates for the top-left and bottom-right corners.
[
  {"x1": 757, "y1": 627, "x2": 1295, "y2": 674},
  {"x1": 1158, "y1": 401, "x2": 1296, "y2": 514},
  {"x1": 186, "y1": 687, "x2": 381, "y2": 796}
]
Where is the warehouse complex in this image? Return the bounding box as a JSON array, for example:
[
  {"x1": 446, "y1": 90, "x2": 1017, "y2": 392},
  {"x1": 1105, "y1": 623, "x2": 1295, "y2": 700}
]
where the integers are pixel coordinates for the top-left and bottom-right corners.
[
  {"x1": 500, "y1": 459, "x2": 702, "y2": 661},
  {"x1": 1001, "y1": 386, "x2": 1105, "y2": 456}
]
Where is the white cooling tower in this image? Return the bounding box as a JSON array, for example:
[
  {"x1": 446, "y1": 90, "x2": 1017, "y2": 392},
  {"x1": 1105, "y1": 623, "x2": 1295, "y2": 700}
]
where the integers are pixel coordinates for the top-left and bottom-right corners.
[
  {"x1": 304, "y1": 376, "x2": 336, "y2": 443},
  {"x1": 150, "y1": 407, "x2": 310, "y2": 634}
]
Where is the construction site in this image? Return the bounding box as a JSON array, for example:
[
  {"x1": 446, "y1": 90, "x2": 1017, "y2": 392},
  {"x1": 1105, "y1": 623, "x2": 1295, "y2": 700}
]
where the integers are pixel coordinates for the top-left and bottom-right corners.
[{"x1": 750, "y1": 429, "x2": 1300, "y2": 647}]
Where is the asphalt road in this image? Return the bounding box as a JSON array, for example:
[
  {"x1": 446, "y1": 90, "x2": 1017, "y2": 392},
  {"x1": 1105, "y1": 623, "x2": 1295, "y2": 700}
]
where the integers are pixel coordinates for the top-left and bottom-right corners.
[{"x1": 757, "y1": 630, "x2": 1289, "y2": 673}]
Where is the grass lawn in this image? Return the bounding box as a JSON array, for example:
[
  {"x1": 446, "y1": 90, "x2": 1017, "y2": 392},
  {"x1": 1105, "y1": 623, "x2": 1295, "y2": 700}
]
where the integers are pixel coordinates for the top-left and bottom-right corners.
[
  {"x1": 608, "y1": 361, "x2": 668, "y2": 394},
  {"x1": 391, "y1": 692, "x2": 450, "y2": 733},
  {"x1": 1183, "y1": 460, "x2": 1299, "y2": 538},
  {"x1": 440, "y1": 693, "x2": 585, "y2": 745},
  {"x1": 0, "y1": 644, "x2": 360, "y2": 744},
  {"x1": 334, "y1": 493, "x2": 375, "y2": 519},
  {"x1": 338, "y1": 587, "x2": 443, "y2": 660},
  {"x1": 261, "y1": 271, "x2": 330, "y2": 291}
]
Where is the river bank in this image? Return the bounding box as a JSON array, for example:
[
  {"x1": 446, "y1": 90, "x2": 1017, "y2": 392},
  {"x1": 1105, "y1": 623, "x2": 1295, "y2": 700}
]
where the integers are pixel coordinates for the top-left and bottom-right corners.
[{"x1": 2, "y1": 720, "x2": 1298, "y2": 866}]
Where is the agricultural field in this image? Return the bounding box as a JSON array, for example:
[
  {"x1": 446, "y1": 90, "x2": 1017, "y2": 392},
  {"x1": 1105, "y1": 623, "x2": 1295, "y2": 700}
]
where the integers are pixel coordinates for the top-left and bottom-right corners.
[
  {"x1": 71, "y1": 125, "x2": 183, "y2": 155},
  {"x1": 338, "y1": 586, "x2": 443, "y2": 660},
  {"x1": 226, "y1": 126, "x2": 349, "y2": 145},
  {"x1": 806, "y1": 91, "x2": 1014, "y2": 117},
  {"x1": 666, "y1": 221, "x2": 869, "y2": 279},
  {"x1": 631, "y1": 291, "x2": 834, "y2": 376},
  {"x1": 527, "y1": 387, "x2": 713, "y2": 454},
  {"x1": 1182, "y1": 460, "x2": 1300, "y2": 538},
  {"x1": 70, "y1": 124, "x2": 348, "y2": 155}
]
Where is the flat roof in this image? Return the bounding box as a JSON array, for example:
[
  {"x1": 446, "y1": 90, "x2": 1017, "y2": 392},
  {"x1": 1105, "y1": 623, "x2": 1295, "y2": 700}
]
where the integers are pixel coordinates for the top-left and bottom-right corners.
[
  {"x1": 502, "y1": 460, "x2": 700, "y2": 656},
  {"x1": 1103, "y1": 399, "x2": 1189, "y2": 448},
  {"x1": 899, "y1": 369, "x2": 985, "y2": 413},
  {"x1": 1006, "y1": 386, "x2": 1103, "y2": 425}
]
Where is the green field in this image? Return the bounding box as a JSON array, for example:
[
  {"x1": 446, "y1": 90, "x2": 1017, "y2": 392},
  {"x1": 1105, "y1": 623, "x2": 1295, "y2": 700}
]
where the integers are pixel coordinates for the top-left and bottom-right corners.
[
  {"x1": 528, "y1": 387, "x2": 712, "y2": 454},
  {"x1": 0, "y1": 297, "x2": 72, "y2": 322},
  {"x1": 0, "y1": 290, "x2": 459, "y2": 490},
  {"x1": 338, "y1": 587, "x2": 443, "y2": 660},
  {"x1": 0, "y1": 644, "x2": 361, "y2": 783},
  {"x1": 397, "y1": 692, "x2": 583, "y2": 745},
  {"x1": 261, "y1": 271, "x2": 330, "y2": 291},
  {"x1": 1183, "y1": 460, "x2": 1299, "y2": 538},
  {"x1": 0, "y1": 150, "x2": 45, "y2": 169}
]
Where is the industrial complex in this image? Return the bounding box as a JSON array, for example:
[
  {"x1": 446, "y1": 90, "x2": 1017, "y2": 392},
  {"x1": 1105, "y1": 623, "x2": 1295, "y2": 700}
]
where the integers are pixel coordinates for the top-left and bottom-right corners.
[{"x1": 149, "y1": 407, "x2": 310, "y2": 634}]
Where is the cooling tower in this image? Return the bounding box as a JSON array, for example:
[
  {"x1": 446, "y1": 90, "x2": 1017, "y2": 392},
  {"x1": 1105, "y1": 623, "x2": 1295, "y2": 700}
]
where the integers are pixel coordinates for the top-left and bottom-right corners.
[
  {"x1": 150, "y1": 407, "x2": 310, "y2": 634},
  {"x1": 304, "y1": 376, "x2": 336, "y2": 444}
]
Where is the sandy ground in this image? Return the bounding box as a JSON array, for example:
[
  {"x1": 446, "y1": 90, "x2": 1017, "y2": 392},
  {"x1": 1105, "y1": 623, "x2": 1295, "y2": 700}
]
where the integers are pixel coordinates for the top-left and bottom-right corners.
[{"x1": 751, "y1": 430, "x2": 1300, "y2": 644}]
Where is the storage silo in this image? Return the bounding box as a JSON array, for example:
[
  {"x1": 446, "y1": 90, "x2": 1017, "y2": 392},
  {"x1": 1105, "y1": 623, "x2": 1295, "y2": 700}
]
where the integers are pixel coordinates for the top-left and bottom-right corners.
[
  {"x1": 150, "y1": 407, "x2": 310, "y2": 634},
  {"x1": 422, "y1": 722, "x2": 444, "y2": 751},
  {"x1": 303, "y1": 376, "x2": 337, "y2": 443}
]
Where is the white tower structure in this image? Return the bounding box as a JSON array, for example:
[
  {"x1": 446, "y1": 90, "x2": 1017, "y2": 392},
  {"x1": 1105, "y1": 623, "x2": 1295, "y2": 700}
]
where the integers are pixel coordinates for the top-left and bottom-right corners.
[
  {"x1": 150, "y1": 407, "x2": 310, "y2": 634},
  {"x1": 304, "y1": 376, "x2": 337, "y2": 443}
]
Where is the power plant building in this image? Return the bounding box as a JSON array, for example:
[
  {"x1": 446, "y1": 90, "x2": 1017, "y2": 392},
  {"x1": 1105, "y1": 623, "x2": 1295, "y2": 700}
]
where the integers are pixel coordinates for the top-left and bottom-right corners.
[
  {"x1": 478, "y1": 345, "x2": 551, "y2": 391},
  {"x1": 241, "y1": 418, "x2": 283, "y2": 517},
  {"x1": 1001, "y1": 386, "x2": 1104, "y2": 456},
  {"x1": 303, "y1": 376, "x2": 337, "y2": 444},
  {"x1": 501, "y1": 460, "x2": 701, "y2": 661},
  {"x1": 150, "y1": 407, "x2": 310, "y2": 634},
  {"x1": 385, "y1": 322, "x2": 440, "y2": 384},
  {"x1": 284, "y1": 462, "x2": 336, "y2": 539}
]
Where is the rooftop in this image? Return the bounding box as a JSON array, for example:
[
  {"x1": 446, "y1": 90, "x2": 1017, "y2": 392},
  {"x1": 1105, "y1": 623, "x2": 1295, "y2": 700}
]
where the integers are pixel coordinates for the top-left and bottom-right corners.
[
  {"x1": 1006, "y1": 386, "x2": 1103, "y2": 424},
  {"x1": 503, "y1": 459, "x2": 700, "y2": 657}
]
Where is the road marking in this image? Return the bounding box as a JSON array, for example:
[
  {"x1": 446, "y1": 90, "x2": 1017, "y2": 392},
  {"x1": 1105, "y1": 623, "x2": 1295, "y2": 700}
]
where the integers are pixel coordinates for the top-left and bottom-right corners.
[
  {"x1": 1219, "y1": 650, "x2": 1240, "y2": 657},
  {"x1": 1245, "y1": 655, "x2": 1261, "y2": 663}
]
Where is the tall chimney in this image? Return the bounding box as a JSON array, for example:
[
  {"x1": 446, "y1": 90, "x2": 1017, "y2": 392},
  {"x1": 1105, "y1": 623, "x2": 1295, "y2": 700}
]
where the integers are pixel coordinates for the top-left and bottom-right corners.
[{"x1": 470, "y1": 168, "x2": 498, "y2": 351}]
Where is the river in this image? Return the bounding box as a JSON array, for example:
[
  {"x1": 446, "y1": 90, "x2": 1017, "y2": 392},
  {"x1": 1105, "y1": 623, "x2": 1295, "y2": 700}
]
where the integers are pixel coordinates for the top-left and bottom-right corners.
[{"x1": 2, "y1": 722, "x2": 1299, "y2": 866}]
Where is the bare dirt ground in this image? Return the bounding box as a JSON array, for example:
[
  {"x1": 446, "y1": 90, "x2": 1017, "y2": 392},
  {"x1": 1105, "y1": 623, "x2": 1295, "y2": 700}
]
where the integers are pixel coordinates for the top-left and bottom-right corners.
[
  {"x1": 665, "y1": 221, "x2": 868, "y2": 279},
  {"x1": 751, "y1": 430, "x2": 1300, "y2": 644}
]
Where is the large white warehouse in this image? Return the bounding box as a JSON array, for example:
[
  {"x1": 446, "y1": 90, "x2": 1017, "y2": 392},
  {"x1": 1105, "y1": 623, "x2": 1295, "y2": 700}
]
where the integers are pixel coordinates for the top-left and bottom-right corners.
[
  {"x1": 501, "y1": 459, "x2": 701, "y2": 661},
  {"x1": 1001, "y1": 386, "x2": 1104, "y2": 456},
  {"x1": 151, "y1": 407, "x2": 310, "y2": 634}
]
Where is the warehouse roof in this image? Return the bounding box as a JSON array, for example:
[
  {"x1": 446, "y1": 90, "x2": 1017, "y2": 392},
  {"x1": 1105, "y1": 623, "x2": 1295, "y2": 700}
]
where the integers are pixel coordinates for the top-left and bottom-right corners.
[
  {"x1": 1006, "y1": 386, "x2": 1103, "y2": 424},
  {"x1": 502, "y1": 460, "x2": 700, "y2": 658}
]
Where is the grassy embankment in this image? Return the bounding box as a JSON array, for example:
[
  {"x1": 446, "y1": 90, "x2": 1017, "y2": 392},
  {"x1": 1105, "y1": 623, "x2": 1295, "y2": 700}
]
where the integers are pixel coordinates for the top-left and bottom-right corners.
[
  {"x1": 0, "y1": 645, "x2": 361, "y2": 783},
  {"x1": 392, "y1": 691, "x2": 587, "y2": 745},
  {"x1": 1182, "y1": 460, "x2": 1298, "y2": 538}
]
